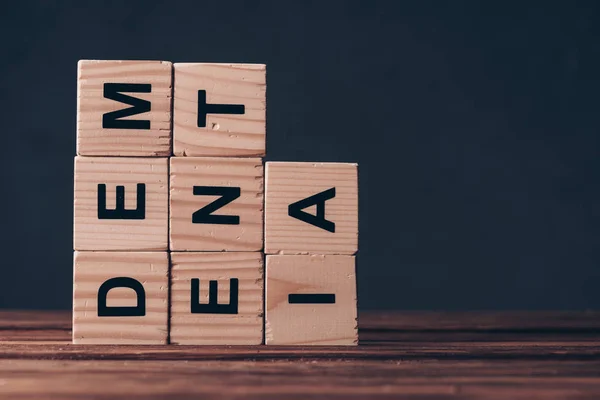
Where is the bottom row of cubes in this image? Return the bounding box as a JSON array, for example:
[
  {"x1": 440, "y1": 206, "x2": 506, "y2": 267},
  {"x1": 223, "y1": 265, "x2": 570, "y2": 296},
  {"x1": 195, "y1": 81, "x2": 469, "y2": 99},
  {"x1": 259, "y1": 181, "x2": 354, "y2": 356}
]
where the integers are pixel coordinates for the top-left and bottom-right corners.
[{"x1": 73, "y1": 252, "x2": 358, "y2": 345}]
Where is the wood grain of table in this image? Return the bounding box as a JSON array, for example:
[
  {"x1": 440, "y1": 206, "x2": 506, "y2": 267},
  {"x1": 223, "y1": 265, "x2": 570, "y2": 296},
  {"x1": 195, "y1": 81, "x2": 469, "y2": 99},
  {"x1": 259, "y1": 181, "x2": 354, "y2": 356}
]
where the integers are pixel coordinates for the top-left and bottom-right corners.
[{"x1": 0, "y1": 310, "x2": 599, "y2": 399}]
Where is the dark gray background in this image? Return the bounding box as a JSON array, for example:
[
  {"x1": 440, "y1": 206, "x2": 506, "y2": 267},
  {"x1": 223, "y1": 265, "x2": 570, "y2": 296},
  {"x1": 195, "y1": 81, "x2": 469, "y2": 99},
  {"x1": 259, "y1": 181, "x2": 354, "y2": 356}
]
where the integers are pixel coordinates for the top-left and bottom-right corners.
[{"x1": 0, "y1": 1, "x2": 598, "y2": 310}]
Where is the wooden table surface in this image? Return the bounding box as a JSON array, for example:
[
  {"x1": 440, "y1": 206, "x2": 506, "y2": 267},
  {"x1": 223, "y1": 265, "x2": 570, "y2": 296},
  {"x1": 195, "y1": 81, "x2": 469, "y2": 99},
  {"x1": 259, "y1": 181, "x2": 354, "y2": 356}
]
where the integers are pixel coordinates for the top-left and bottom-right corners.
[{"x1": 1, "y1": 311, "x2": 599, "y2": 399}]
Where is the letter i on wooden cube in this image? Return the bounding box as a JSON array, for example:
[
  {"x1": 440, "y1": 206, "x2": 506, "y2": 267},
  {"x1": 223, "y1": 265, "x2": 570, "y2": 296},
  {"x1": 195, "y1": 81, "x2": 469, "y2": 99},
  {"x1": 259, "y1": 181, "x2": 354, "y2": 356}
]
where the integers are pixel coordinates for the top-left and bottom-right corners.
[
  {"x1": 73, "y1": 157, "x2": 169, "y2": 251},
  {"x1": 266, "y1": 255, "x2": 358, "y2": 345},
  {"x1": 73, "y1": 251, "x2": 169, "y2": 344},
  {"x1": 170, "y1": 252, "x2": 264, "y2": 345},
  {"x1": 173, "y1": 63, "x2": 266, "y2": 157},
  {"x1": 77, "y1": 60, "x2": 172, "y2": 156},
  {"x1": 169, "y1": 157, "x2": 263, "y2": 251}
]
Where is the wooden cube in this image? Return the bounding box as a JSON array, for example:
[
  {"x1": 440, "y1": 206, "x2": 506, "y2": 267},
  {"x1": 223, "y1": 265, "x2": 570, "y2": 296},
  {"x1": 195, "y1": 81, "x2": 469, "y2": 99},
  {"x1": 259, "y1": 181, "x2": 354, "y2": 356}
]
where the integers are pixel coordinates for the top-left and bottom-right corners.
[
  {"x1": 73, "y1": 251, "x2": 169, "y2": 344},
  {"x1": 169, "y1": 157, "x2": 263, "y2": 251},
  {"x1": 170, "y1": 252, "x2": 264, "y2": 345},
  {"x1": 265, "y1": 255, "x2": 357, "y2": 345},
  {"x1": 77, "y1": 60, "x2": 172, "y2": 156},
  {"x1": 74, "y1": 156, "x2": 168, "y2": 251},
  {"x1": 173, "y1": 63, "x2": 266, "y2": 157},
  {"x1": 265, "y1": 162, "x2": 358, "y2": 255}
]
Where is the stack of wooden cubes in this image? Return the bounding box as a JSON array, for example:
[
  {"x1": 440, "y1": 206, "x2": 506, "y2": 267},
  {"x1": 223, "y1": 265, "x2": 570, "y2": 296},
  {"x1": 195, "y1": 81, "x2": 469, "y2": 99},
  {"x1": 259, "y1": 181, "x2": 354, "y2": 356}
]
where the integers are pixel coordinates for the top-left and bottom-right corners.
[{"x1": 73, "y1": 60, "x2": 358, "y2": 345}]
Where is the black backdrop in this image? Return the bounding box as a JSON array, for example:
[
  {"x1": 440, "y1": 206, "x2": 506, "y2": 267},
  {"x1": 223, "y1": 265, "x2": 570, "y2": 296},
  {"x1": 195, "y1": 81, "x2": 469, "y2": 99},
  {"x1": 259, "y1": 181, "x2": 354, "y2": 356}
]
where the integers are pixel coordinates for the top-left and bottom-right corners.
[{"x1": 0, "y1": 1, "x2": 598, "y2": 310}]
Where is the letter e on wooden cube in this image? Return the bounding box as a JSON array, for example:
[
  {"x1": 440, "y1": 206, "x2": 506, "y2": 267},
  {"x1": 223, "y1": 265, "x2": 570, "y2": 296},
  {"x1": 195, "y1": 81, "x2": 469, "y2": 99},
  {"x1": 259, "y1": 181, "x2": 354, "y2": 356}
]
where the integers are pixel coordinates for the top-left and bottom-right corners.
[
  {"x1": 170, "y1": 252, "x2": 264, "y2": 345},
  {"x1": 73, "y1": 157, "x2": 169, "y2": 251}
]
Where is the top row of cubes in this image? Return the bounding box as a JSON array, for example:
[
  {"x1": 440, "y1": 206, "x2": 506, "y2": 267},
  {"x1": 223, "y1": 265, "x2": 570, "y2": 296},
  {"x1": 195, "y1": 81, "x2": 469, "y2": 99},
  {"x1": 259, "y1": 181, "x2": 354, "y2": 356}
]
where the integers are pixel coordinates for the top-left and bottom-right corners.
[{"x1": 77, "y1": 60, "x2": 266, "y2": 157}]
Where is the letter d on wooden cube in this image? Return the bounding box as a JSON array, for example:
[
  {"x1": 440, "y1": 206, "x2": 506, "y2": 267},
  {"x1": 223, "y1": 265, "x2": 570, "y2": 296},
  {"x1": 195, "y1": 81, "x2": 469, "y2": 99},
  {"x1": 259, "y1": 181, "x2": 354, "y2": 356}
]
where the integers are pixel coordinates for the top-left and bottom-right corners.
[{"x1": 73, "y1": 251, "x2": 169, "y2": 344}]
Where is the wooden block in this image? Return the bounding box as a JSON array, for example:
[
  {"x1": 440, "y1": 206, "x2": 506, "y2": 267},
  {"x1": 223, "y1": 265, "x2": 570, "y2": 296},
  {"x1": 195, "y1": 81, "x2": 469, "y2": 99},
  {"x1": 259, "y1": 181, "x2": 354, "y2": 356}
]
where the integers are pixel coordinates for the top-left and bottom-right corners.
[
  {"x1": 73, "y1": 251, "x2": 169, "y2": 344},
  {"x1": 77, "y1": 60, "x2": 172, "y2": 156},
  {"x1": 170, "y1": 252, "x2": 264, "y2": 345},
  {"x1": 265, "y1": 162, "x2": 358, "y2": 255},
  {"x1": 169, "y1": 157, "x2": 263, "y2": 251},
  {"x1": 173, "y1": 63, "x2": 266, "y2": 157},
  {"x1": 74, "y1": 156, "x2": 168, "y2": 251},
  {"x1": 265, "y1": 255, "x2": 358, "y2": 345}
]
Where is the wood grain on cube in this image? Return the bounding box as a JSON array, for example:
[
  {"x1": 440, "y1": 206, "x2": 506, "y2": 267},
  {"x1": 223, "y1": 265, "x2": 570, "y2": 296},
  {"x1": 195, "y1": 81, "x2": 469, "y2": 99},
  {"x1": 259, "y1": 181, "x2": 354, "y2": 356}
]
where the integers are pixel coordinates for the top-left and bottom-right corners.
[
  {"x1": 170, "y1": 157, "x2": 263, "y2": 251},
  {"x1": 265, "y1": 162, "x2": 358, "y2": 255},
  {"x1": 74, "y1": 157, "x2": 168, "y2": 251},
  {"x1": 73, "y1": 251, "x2": 169, "y2": 344},
  {"x1": 173, "y1": 63, "x2": 266, "y2": 157},
  {"x1": 77, "y1": 60, "x2": 172, "y2": 156},
  {"x1": 266, "y1": 255, "x2": 357, "y2": 345},
  {"x1": 170, "y1": 252, "x2": 264, "y2": 345}
]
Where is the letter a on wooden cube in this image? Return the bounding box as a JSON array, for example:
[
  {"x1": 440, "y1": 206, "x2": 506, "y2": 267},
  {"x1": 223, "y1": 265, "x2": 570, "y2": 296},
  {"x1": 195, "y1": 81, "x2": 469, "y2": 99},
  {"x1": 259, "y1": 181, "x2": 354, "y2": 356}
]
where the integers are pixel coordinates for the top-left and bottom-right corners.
[
  {"x1": 265, "y1": 162, "x2": 358, "y2": 255},
  {"x1": 74, "y1": 157, "x2": 168, "y2": 251},
  {"x1": 73, "y1": 251, "x2": 169, "y2": 344},
  {"x1": 170, "y1": 157, "x2": 263, "y2": 251},
  {"x1": 173, "y1": 63, "x2": 266, "y2": 157},
  {"x1": 77, "y1": 60, "x2": 172, "y2": 156},
  {"x1": 170, "y1": 252, "x2": 264, "y2": 345},
  {"x1": 266, "y1": 255, "x2": 357, "y2": 345}
]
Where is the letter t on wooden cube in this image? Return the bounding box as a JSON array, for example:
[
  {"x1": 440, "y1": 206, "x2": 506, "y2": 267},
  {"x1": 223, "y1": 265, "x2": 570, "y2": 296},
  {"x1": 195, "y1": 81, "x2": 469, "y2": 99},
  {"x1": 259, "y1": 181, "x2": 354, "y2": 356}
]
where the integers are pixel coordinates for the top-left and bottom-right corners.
[
  {"x1": 77, "y1": 60, "x2": 172, "y2": 156},
  {"x1": 265, "y1": 162, "x2": 358, "y2": 255},
  {"x1": 173, "y1": 63, "x2": 266, "y2": 157},
  {"x1": 73, "y1": 251, "x2": 169, "y2": 344},
  {"x1": 266, "y1": 255, "x2": 358, "y2": 345}
]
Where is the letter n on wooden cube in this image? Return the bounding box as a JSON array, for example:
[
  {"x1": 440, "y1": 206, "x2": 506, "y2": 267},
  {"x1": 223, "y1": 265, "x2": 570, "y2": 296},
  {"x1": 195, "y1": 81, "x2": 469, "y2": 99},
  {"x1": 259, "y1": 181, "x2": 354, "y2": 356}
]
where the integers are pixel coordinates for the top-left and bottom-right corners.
[
  {"x1": 170, "y1": 157, "x2": 263, "y2": 251},
  {"x1": 170, "y1": 252, "x2": 264, "y2": 345},
  {"x1": 266, "y1": 255, "x2": 357, "y2": 345},
  {"x1": 265, "y1": 162, "x2": 358, "y2": 255},
  {"x1": 77, "y1": 60, "x2": 172, "y2": 156},
  {"x1": 73, "y1": 157, "x2": 168, "y2": 251},
  {"x1": 73, "y1": 251, "x2": 169, "y2": 344}
]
